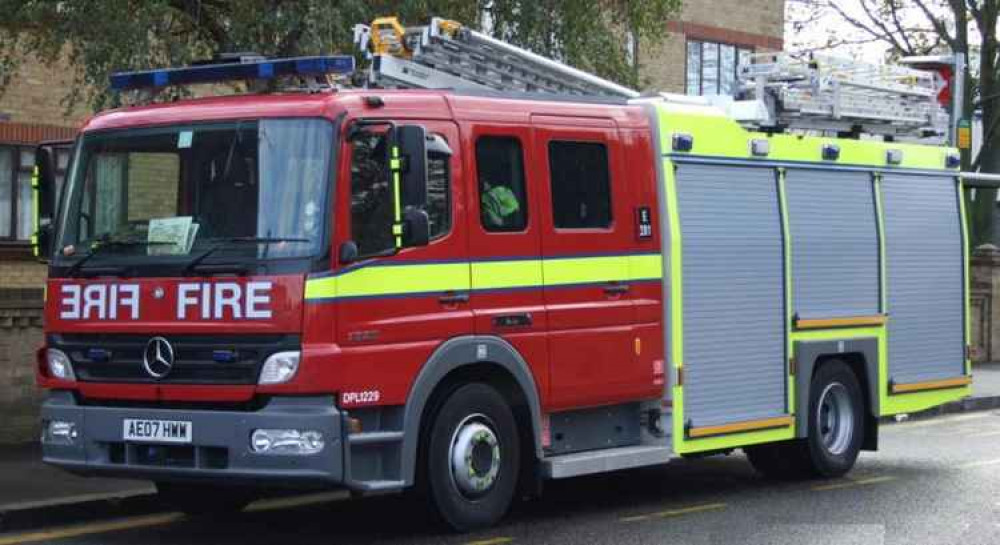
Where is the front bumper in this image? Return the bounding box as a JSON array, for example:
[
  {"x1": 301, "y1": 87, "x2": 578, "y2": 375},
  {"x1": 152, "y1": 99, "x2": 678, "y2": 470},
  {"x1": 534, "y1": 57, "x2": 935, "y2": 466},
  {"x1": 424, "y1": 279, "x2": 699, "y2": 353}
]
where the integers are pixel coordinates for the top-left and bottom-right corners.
[{"x1": 40, "y1": 391, "x2": 343, "y2": 487}]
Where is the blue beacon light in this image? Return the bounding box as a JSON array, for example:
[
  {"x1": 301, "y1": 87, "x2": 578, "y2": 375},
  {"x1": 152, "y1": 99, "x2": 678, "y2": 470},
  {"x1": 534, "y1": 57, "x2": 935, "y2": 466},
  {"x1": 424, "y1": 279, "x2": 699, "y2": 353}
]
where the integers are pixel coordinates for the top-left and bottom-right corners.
[{"x1": 110, "y1": 55, "x2": 356, "y2": 91}]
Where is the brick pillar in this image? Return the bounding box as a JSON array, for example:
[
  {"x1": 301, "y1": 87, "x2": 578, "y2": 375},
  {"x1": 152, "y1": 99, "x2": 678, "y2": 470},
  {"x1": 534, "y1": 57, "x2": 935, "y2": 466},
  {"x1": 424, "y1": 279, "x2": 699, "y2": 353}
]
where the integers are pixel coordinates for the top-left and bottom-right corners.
[
  {"x1": 970, "y1": 246, "x2": 1000, "y2": 363},
  {"x1": 0, "y1": 289, "x2": 44, "y2": 444}
]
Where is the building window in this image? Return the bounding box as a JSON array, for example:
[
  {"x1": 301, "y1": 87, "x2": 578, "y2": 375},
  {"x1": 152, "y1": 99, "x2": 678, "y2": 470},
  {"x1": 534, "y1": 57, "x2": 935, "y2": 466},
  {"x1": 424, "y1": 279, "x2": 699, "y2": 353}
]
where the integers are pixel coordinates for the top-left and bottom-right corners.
[
  {"x1": 0, "y1": 144, "x2": 68, "y2": 242},
  {"x1": 686, "y1": 41, "x2": 753, "y2": 96},
  {"x1": 548, "y1": 141, "x2": 613, "y2": 229}
]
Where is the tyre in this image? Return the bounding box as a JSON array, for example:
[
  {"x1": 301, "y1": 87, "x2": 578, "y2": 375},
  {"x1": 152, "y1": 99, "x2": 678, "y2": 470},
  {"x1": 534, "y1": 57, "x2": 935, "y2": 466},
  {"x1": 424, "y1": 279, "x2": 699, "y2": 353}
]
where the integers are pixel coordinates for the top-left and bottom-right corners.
[
  {"x1": 804, "y1": 360, "x2": 864, "y2": 477},
  {"x1": 155, "y1": 482, "x2": 255, "y2": 516},
  {"x1": 424, "y1": 383, "x2": 520, "y2": 531},
  {"x1": 745, "y1": 360, "x2": 864, "y2": 479}
]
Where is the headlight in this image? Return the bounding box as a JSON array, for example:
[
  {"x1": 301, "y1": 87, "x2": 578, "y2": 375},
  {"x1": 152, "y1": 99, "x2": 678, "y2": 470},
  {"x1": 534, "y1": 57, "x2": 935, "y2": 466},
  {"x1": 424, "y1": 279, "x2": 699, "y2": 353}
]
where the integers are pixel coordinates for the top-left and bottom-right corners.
[
  {"x1": 258, "y1": 351, "x2": 300, "y2": 385},
  {"x1": 46, "y1": 348, "x2": 75, "y2": 381}
]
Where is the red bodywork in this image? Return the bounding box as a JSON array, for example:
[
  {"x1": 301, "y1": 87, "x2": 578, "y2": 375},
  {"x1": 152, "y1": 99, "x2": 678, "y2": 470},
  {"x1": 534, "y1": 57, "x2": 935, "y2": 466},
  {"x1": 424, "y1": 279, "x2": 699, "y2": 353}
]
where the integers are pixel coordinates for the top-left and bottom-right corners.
[{"x1": 40, "y1": 90, "x2": 665, "y2": 417}]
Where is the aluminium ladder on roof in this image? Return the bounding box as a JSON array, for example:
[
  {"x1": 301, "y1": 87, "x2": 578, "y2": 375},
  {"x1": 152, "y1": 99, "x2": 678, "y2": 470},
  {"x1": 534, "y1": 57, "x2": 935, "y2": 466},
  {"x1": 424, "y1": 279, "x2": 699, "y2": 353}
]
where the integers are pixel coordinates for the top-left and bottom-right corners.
[
  {"x1": 353, "y1": 17, "x2": 949, "y2": 141},
  {"x1": 732, "y1": 52, "x2": 950, "y2": 141},
  {"x1": 354, "y1": 17, "x2": 640, "y2": 99}
]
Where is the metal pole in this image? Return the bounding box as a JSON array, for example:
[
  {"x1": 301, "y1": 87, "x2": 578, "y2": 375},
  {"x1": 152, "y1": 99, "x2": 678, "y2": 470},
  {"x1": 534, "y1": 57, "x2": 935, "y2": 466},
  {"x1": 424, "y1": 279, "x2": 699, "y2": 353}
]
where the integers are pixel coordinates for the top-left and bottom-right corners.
[
  {"x1": 960, "y1": 171, "x2": 1000, "y2": 188},
  {"x1": 952, "y1": 51, "x2": 965, "y2": 147}
]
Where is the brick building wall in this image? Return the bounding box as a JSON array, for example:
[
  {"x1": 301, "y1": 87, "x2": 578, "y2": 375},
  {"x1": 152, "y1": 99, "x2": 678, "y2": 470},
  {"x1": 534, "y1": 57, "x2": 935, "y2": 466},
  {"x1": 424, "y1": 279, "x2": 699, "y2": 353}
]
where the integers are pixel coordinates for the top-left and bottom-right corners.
[
  {"x1": 127, "y1": 154, "x2": 181, "y2": 221},
  {"x1": 0, "y1": 296, "x2": 44, "y2": 444},
  {"x1": 1, "y1": 51, "x2": 86, "y2": 444},
  {"x1": 638, "y1": 0, "x2": 785, "y2": 93}
]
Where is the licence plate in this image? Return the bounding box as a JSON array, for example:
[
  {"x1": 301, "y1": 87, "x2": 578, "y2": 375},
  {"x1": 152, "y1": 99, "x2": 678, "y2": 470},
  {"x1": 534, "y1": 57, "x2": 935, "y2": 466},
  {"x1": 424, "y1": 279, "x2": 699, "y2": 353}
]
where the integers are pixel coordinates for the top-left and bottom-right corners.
[{"x1": 123, "y1": 419, "x2": 192, "y2": 444}]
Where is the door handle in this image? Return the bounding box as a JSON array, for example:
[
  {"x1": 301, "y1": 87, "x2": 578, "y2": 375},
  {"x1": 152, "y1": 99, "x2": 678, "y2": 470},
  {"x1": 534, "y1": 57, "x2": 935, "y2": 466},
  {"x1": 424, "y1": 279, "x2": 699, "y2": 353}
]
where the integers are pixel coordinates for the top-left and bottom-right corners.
[
  {"x1": 438, "y1": 292, "x2": 470, "y2": 305},
  {"x1": 492, "y1": 313, "x2": 533, "y2": 328},
  {"x1": 603, "y1": 283, "x2": 630, "y2": 296}
]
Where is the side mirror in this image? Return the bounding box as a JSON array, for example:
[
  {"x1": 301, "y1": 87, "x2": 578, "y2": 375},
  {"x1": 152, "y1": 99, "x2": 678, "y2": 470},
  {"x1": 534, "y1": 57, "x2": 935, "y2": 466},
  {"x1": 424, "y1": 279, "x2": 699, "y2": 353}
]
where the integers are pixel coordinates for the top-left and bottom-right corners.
[
  {"x1": 338, "y1": 240, "x2": 359, "y2": 264},
  {"x1": 394, "y1": 125, "x2": 428, "y2": 209},
  {"x1": 402, "y1": 208, "x2": 430, "y2": 247},
  {"x1": 32, "y1": 143, "x2": 64, "y2": 262}
]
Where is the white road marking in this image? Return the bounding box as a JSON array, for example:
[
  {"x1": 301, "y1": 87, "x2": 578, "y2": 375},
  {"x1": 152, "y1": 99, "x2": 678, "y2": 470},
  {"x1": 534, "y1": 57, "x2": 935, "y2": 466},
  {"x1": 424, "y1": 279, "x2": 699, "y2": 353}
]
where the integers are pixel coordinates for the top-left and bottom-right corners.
[{"x1": 958, "y1": 458, "x2": 1000, "y2": 470}]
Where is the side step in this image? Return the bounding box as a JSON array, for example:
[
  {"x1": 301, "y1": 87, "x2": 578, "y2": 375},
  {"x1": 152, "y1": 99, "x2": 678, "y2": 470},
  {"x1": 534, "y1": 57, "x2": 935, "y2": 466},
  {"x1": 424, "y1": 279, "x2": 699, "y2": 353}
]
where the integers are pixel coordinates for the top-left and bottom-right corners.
[{"x1": 542, "y1": 445, "x2": 673, "y2": 479}]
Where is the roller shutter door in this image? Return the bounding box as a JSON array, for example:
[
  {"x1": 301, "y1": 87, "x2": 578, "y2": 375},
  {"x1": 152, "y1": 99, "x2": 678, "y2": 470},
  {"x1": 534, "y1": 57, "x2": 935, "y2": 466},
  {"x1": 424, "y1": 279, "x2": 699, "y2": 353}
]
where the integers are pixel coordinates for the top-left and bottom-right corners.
[
  {"x1": 881, "y1": 173, "x2": 964, "y2": 384},
  {"x1": 676, "y1": 163, "x2": 787, "y2": 427},
  {"x1": 785, "y1": 169, "x2": 880, "y2": 319}
]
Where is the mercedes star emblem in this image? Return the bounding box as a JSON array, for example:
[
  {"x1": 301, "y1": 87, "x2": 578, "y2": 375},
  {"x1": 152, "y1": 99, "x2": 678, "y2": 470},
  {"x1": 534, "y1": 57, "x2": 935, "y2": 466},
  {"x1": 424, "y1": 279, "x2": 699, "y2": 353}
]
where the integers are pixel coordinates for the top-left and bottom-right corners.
[{"x1": 143, "y1": 337, "x2": 175, "y2": 379}]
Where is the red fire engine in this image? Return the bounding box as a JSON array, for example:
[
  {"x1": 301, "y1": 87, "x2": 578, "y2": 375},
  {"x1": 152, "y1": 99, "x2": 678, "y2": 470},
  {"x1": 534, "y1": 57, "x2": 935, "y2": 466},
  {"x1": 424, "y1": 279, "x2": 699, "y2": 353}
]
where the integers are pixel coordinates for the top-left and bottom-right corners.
[{"x1": 32, "y1": 19, "x2": 973, "y2": 531}]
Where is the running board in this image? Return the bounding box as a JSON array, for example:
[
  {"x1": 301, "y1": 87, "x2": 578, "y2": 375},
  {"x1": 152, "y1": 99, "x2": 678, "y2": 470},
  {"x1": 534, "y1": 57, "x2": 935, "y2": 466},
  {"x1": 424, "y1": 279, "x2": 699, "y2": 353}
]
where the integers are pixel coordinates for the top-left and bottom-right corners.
[{"x1": 542, "y1": 445, "x2": 673, "y2": 479}]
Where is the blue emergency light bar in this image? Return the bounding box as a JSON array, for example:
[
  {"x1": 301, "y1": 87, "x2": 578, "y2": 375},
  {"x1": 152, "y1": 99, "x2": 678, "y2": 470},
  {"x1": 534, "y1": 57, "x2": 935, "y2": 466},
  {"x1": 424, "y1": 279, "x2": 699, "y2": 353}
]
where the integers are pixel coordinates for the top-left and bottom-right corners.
[{"x1": 110, "y1": 55, "x2": 356, "y2": 91}]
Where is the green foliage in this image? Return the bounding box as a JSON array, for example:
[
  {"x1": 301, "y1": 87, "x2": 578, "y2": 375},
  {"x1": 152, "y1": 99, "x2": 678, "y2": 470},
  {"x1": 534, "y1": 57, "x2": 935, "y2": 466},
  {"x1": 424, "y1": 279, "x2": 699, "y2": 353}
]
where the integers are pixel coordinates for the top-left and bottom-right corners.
[{"x1": 0, "y1": 0, "x2": 680, "y2": 113}]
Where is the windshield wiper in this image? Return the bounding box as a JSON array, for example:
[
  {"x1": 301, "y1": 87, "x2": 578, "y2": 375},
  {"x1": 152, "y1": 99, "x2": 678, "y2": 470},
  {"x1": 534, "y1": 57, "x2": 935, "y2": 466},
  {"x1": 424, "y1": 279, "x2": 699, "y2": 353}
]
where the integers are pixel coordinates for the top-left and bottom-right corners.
[
  {"x1": 64, "y1": 238, "x2": 175, "y2": 277},
  {"x1": 182, "y1": 236, "x2": 310, "y2": 276}
]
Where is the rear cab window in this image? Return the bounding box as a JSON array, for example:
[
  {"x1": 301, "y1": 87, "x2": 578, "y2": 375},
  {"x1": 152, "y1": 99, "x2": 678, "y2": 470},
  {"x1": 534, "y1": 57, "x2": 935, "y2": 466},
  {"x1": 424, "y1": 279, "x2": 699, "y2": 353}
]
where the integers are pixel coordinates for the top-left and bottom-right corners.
[
  {"x1": 476, "y1": 136, "x2": 528, "y2": 232},
  {"x1": 548, "y1": 141, "x2": 612, "y2": 229}
]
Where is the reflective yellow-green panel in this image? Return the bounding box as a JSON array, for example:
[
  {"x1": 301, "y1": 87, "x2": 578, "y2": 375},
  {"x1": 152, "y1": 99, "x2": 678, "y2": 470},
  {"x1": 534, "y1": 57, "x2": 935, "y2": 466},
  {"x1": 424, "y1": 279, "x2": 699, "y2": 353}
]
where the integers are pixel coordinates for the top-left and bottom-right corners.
[
  {"x1": 627, "y1": 253, "x2": 663, "y2": 281},
  {"x1": 472, "y1": 260, "x2": 543, "y2": 290},
  {"x1": 654, "y1": 104, "x2": 957, "y2": 170},
  {"x1": 542, "y1": 256, "x2": 628, "y2": 286},
  {"x1": 306, "y1": 262, "x2": 471, "y2": 300}
]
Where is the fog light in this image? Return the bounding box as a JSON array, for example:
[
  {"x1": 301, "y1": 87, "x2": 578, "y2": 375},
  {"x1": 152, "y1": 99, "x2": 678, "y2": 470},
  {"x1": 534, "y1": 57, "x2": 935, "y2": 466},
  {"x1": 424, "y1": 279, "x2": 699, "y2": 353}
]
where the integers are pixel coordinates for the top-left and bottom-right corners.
[
  {"x1": 46, "y1": 349, "x2": 75, "y2": 381},
  {"x1": 250, "y1": 429, "x2": 324, "y2": 455},
  {"x1": 45, "y1": 420, "x2": 78, "y2": 444}
]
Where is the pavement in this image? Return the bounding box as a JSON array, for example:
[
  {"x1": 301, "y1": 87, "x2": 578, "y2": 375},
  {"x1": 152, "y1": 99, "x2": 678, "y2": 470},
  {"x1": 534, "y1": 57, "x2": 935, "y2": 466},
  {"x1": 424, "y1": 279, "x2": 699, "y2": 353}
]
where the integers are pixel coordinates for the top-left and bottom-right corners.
[{"x1": 1, "y1": 362, "x2": 999, "y2": 539}]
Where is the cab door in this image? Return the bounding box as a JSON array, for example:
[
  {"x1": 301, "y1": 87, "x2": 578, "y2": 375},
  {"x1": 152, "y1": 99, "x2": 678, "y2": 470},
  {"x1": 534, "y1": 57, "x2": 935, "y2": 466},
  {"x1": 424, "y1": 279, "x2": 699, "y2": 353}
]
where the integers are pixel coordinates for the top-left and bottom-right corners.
[
  {"x1": 532, "y1": 117, "x2": 639, "y2": 410},
  {"x1": 465, "y1": 123, "x2": 550, "y2": 405},
  {"x1": 331, "y1": 120, "x2": 472, "y2": 403}
]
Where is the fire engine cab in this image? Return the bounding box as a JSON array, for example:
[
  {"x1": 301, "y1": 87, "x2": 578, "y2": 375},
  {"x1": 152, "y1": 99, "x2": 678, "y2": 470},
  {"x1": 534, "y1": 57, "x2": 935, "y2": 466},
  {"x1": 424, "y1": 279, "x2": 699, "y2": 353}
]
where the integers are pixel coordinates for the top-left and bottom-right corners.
[{"x1": 32, "y1": 17, "x2": 974, "y2": 531}]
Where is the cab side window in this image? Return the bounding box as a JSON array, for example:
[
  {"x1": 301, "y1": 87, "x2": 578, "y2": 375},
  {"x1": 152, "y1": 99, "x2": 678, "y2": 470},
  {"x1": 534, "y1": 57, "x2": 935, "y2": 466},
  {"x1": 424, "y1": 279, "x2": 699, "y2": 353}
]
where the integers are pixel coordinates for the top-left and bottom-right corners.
[
  {"x1": 477, "y1": 136, "x2": 527, "y2": 232},
  {"x1": 350, "y1": 130, "x2": 452, "y2": 256},
  {"x1": 548, "y1": 141, "x2": 612, "y2": 229},
  {"x1": 349, "y1": 131, "x2": 394, "y2": 257},
  {"x1": 426, "y1": 138, "x2": 451, "y2": 239}
]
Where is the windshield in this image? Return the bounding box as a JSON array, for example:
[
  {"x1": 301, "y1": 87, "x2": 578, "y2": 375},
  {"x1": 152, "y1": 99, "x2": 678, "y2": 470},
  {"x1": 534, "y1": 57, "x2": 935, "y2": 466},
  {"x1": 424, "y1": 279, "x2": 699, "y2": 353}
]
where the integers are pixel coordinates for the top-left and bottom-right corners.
[{"x1": 54, "y1": 118, "x2": 333, "y2": 267}]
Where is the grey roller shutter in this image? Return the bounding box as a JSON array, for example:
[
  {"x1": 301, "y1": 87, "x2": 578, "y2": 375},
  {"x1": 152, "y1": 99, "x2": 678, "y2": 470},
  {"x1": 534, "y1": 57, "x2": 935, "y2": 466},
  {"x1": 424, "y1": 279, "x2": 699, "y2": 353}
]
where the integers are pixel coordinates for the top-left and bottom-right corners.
[
  {"x1": 785, "y1": 169, "x2": 880, "y2": 319},
  {"x1": 881, "y1": 173, "x2": 964, "y2": 384},
  {"x1": 676, "y1": 163, "x2": 787, "y2": 427}
]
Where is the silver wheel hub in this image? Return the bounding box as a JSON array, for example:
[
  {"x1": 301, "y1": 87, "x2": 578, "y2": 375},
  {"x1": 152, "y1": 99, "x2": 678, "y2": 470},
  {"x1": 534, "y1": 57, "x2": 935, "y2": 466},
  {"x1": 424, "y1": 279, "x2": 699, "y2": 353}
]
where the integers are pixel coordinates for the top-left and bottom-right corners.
[
  {"x1": 449, "y1": 414, "x2": 501, "y2": 498},
  {"x1": 817, "y1": 382, "x2": 854, "y2": 455}
]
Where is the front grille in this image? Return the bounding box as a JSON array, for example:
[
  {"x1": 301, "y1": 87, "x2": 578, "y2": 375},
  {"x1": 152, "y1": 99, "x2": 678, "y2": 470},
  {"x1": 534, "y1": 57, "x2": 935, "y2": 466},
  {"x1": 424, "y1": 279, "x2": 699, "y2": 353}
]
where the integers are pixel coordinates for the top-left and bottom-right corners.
[{"x1": 49, "y1": 333, "x2": 299, "y2": 385}]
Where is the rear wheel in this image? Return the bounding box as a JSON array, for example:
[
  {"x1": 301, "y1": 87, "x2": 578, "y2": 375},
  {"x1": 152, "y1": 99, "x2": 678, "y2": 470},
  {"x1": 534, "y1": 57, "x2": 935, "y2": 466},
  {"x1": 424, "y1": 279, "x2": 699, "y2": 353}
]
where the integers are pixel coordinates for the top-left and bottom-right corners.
[
  {"x1": 745, "y1": 360, "x2": 864, "y2": 479},
  {"x1": 424, "y1": 383, "x2": 520, "y2": 532},
  {"x1": 155, "y1": 482, "x2": 255, "y2": 517},
  {"x1": 805, "y1": 361, "x2": 864, "y2": 477}
]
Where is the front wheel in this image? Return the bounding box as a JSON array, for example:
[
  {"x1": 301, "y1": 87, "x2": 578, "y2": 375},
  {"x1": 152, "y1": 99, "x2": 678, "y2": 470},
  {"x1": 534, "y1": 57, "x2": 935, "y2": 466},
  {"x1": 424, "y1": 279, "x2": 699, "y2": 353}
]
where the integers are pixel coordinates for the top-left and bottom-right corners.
[{"x1": 424, "y1": 383, "x2": 520, "y2": 532}]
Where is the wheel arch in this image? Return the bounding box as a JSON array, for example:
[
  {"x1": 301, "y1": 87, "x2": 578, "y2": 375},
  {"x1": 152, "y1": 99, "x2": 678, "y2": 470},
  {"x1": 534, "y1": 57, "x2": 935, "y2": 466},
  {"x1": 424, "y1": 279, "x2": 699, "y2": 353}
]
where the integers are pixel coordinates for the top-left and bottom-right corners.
[
  {"x1": 794, "y1": 337, "x2": 879, "y2": 450},
  {"x1": 400, "y1": 335, "x2": 544, "y2": 486}
]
